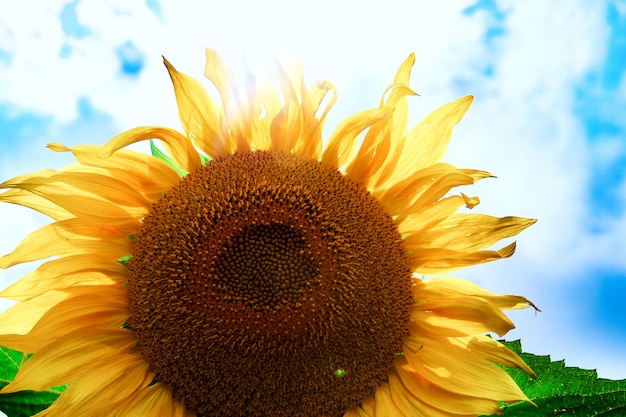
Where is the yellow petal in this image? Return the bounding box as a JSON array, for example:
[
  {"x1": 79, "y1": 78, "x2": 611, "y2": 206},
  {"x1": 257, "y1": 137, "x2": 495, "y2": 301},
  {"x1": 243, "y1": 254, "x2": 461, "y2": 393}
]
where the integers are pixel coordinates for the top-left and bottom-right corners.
[
  {"x1": 31, "y1": 351, "x2": 152, "y2": 417},
  {"x1": 411, "y1": 295, "x2": 515, "y2": 337},
  {"x1": 405, "y1": 172, "x2": 476, "y2": 211},
  {"x1": 0, "y1": 290, "x2": 71, "y2": 341},
  {"x1": 409, "y1": 309, "x2": 505, "y2": 339},
  {"x1": 397, "y1": 195, "x2": 472, "y2": 236},
  {"x1": 393, "y1": 52, "x2": 416, "y2": 86},
  {"x1": 118, "y1": 382, "x2": 189, "y2": 417},
  {"x1": 472, "y1": 334, "x2": 535, "y2": 376},
  {"x1": 374, "y1": 381, "x2": 406, "y2": 417},
  {"x1": 418, "y1": 277, "x2": 538, "y2": 310},
  {"x1": 403, "y1": 336, "x2": 529, "y2": 402},
  {"x1": 0, "y1": 285, "x2": 128, "y2": 352},
  {"x1": 270, "y1": 98, "x2": 302, "y2": 153},
  {"x1": 347, "y1": 122, "x2": 392, "y2": 186},
  {"x1": 247, "y1": 73, "x2": 283, "y2": 151},
  {"x1": 461, "y1": 192, "x2": 480, "y2": 208},
  {"x1": 0, "y1": 171, "x2": 147, "y2": 228},
  {"x1": 0, "y1": 188, "x2": 72, "y2": 221},
  {"x1": 204, "y1": 48, "x2": 239, "y2": 113},
  {"x1": 408, "y1": 276, "x2": 532, "y2": 339},
  {"x1": 2, "y1": 327, "x2": 137, "y2": 392},
  {"x1": 407, "y1": 242, "x2": 518, "y2": 274},
  {"x1": 361, "y1": 53, "x2": 415, "y2": 191},
  {"x1": 405, "y1": 215, "x2": 536, "y2": 253},
  {"x1": 389, "y1": 95, "x2": 473, "y2": 184},
  {"x1": 3, "y1": 170, "x2": 150, "y2": 209},
  {"x1": 392, "y1": 360, "x2": 497, "y2": 416},
  {"x1": 0, "y1": 255, "x2": 125, "y2": 301},
  {"x1": 0, "y1": 219, "x2": 130, "y2": 268}
]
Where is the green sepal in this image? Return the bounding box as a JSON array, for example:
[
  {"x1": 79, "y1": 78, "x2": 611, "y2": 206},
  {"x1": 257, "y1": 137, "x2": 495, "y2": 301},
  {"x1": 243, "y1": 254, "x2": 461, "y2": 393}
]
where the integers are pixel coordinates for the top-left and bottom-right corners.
[
  {"x1": 117, "y1": 254, "x2": 132, "y2": 267},
  {"x1": 150, "y1": 140, "x2": 188, "y2": 177},
  {"x1": 200, "y1": 153, "x2": 211, "y2": 164}
]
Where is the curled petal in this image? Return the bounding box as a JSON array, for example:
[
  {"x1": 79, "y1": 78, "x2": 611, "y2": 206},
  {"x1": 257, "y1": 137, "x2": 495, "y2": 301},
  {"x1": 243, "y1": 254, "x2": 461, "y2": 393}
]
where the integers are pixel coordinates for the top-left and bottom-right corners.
[
  {"x1": 164, "y1": 57, "x2": 232, "y2": 158},
  {"x1": 322, "y1": 108, "x2": 389, "y2": 169},
  {"x1": 48, "y1": 142, "x2": 180, "y2": 198},
  {"x1": 375, "y1": 163, "x2": 492, "y2": 217},
  {"x1": 294, "y1": 80, "x2": 336, "y2": 159},
  {"x1": 204, "y1": 48, "x2": 250, "y2": 151},
  {"x1": 104, "y1": 126, "x2": 201, "y2": 174},
  {"x1": 347, "y1": 84, "x2": 417, "y2": 187}
]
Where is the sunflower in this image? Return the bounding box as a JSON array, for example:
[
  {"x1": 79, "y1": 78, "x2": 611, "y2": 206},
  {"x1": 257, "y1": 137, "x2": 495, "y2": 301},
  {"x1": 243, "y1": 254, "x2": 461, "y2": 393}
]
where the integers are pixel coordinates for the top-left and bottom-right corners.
[{"x1": 0, "y1": 49, "x2": 537, "y2": 417}]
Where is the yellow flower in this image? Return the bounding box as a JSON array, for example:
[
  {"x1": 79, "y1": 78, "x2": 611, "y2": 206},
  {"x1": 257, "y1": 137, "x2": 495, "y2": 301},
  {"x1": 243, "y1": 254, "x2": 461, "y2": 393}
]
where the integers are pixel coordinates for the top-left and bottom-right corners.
[{"x1": 0, "y1": 49, "x2": 537, "y2": 417}]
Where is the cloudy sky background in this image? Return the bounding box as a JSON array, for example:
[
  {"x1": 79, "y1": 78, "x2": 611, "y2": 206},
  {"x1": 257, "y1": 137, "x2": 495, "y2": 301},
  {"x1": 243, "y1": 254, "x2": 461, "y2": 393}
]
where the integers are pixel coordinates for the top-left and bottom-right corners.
[{"x1": 0, "y1": 0, "x2": 625, "y2": 384}]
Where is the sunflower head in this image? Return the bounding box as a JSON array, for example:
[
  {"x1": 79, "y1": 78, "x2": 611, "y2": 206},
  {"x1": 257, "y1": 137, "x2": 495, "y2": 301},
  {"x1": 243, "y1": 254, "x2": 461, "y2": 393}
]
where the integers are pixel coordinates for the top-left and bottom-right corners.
[{"x1": 0, "y1": 49, "x2": 537, "y2": 417}]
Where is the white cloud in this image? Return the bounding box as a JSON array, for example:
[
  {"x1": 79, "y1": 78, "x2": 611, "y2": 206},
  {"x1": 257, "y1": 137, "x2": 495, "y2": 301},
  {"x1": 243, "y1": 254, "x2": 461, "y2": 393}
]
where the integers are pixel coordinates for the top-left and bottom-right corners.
[
  {"x1": 444, "y1": 0, "x2": 614, "y2": 278},
  {"x1": 0, "y1": 0, "x2": 490, "y2": 127}
]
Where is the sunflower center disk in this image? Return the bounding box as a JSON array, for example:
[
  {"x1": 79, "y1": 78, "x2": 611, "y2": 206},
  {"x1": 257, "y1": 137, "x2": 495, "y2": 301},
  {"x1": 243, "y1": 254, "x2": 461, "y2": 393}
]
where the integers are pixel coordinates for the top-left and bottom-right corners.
[
  {"x1": 212, "y1": 223, "x2": 320, "y2": 312},
  {"x1": 128, "y1": 151, "x2": 412, "y2": 417}
]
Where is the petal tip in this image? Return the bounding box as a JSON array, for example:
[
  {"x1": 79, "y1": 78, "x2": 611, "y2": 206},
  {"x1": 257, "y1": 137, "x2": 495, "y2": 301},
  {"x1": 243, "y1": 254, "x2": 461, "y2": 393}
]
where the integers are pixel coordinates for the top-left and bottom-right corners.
[
  {"x1": 47, "y1": 143, "x2": 69, "y2": 152},
  {"x1": 162, "y1": 56, "x2": 176, "y2": 75}
]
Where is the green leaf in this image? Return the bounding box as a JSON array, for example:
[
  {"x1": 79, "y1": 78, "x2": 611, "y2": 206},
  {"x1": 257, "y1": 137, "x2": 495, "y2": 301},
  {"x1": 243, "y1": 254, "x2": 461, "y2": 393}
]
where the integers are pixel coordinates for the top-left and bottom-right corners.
[
  {"x1": 0, "y1": 346, "x2": 65, "y2": 417},
  {"x1": 0, "y1": 388, "x2": 65, "y2": 417},
  {"x1": 0, "y1": 346, "x2": 23, "y2": 387},
  {"x1": 484, "y1": 340, "x2": 626, "y2": 416}
]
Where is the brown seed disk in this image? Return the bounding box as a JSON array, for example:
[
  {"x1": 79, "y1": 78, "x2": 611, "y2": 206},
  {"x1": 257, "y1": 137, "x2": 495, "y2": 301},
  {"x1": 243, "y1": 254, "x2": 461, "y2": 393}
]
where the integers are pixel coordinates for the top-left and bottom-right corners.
[{"x1": 127, "y1": 151, "x2": 412, "y2": 417}]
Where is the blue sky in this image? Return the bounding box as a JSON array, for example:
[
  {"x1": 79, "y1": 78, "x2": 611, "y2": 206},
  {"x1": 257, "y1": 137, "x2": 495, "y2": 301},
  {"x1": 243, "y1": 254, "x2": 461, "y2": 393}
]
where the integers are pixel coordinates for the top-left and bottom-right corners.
[{"x1": 0, "y1": 0, "x2": 625, "y2": 385}]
